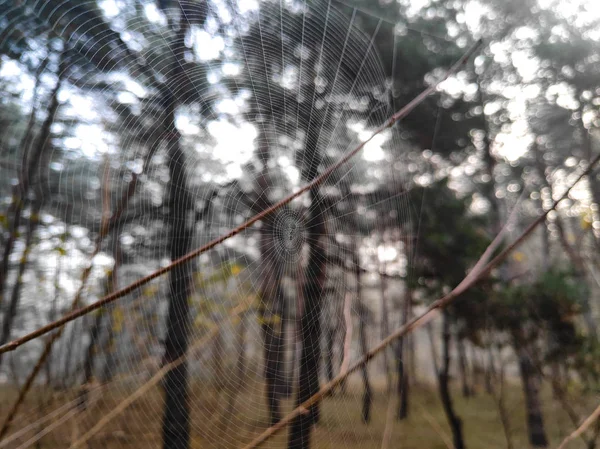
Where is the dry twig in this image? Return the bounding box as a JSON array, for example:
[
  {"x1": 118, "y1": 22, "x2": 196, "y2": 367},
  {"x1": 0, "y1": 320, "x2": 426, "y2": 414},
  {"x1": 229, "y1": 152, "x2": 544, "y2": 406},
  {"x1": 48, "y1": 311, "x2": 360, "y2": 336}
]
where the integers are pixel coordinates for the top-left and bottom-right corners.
[{"x1": 556, "y1": 403, "x2": 600, "y2": 449}]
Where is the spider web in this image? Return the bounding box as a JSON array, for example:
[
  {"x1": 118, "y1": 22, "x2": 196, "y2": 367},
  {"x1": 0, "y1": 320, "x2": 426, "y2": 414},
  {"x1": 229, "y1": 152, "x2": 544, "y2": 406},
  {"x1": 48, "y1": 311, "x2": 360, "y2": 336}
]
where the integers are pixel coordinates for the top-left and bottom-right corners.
[{"x1": 0, "y1": 1, "x2": 465, "y2": 448}]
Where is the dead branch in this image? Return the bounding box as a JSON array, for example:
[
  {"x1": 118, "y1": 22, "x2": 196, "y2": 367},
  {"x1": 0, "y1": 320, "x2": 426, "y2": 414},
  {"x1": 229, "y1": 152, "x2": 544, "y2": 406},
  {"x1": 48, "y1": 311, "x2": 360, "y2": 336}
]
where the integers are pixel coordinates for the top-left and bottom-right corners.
[{"x1": 557, "y1": 403, "x2": 600, "y2": 449}]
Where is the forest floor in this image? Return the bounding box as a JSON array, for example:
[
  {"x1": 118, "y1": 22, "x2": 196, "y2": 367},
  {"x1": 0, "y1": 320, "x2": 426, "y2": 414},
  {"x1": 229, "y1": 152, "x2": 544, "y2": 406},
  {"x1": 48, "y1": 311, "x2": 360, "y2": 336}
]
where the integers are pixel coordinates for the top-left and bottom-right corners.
[{"x1": 0, "y1": 374, "x2": 598, "y2": 449}]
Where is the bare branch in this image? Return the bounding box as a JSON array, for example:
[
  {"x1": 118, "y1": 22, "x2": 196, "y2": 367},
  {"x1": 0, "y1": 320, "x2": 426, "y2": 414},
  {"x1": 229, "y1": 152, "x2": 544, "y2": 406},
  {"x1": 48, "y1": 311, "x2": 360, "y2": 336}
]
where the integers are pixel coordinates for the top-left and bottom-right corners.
[{"x1": 556, "y1": 403, "x2": 600, "y2": 449}]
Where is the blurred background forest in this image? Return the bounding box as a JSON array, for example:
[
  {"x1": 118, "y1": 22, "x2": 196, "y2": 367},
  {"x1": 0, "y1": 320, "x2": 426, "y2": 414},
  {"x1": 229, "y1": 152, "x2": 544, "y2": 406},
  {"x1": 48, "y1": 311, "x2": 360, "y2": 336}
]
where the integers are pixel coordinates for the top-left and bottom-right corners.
[{"x1": 0, "y1": 0, "x2": 599, "y2": 448}]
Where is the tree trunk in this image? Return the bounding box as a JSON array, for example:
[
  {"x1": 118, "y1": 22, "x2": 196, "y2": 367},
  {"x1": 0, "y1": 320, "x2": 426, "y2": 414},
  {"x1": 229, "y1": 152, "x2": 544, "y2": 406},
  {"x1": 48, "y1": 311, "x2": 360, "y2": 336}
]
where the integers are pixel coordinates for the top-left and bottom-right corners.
[
  {"x1": 489, "y1": 347, "x2": 513, "y2": 449},
  {"x1": 358, "y1": 302, "x2": 372, "y2": 424},
  {"x1": 160, "y1": 9, "x2": 195, "y2": 448},
  {"x1": 161, "y1": 136, "x2": 194, "y2": 449},
  {"x1": 396, "y1": 288, "x2": 411, "y2": 420},
  {"x1": 82, "y1": 235, "x2": 120, "y2": 404},
  {"x1": 101, "y1": 312, "x2": 116, "y2": 382},
  {"x1": 288, "y1": 188, "x2": 326, "y2": 449},
  {"x1": 484, "y1": 345, "x2": 495, "y2": 395},
  {"x1": 438, "y1": 312, "x2": 465, "y2": 449},
  {"x1": 218, "y1": 312, "x2": 247, "y2": 436},
  {"x1": 254, "y1": 129, "x2": 289, "y2": 425},
  {"x1": 516, "y1": 346, "x2": 548, "y2": 447},
  {"x1": 0, "y1": 199, "x2": 41, "y2": 366},
  {"x1": 354, "y1": 239, "x2": 372, "y2": 424},
  {"x1": 457, "y1": 337, "x2": 472, "y2": 398},
  {"x1": 0, "y1": 51, "x2": 55, "y2": 310},
  {"x1": 581, "y1": 115, "x2": 600, "y2": 238},
  {"x1": 61, "y1": 321, "x2": 79, "y2": 389},
  {"x1": 379, "y1": 232, "x2": 391, "y2": 389},
  {"x1": 554, "y1": 217, "x2": 598, "y2": 339},
  {"x1": 325, "y1": 327, "x2": 335, "y2": 383},
  {"x1": 0, "y1": 50, "x2": 65, "y2": 361}
]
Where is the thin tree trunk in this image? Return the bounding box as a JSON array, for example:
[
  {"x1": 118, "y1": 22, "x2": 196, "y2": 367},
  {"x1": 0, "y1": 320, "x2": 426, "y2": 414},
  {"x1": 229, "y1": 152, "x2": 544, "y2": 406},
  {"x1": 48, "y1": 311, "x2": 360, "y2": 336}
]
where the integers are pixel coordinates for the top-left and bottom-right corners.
[
  {"x1": 0, "y1": 199, "x2": 41, "y2": 365},
  {"x1": 490, "y1": 348, "x2": 513, "y2": 449},
  {"x1": 101, "y1": 237, "x2": 122, "y2": 384},
  {"x1": 83, "y1": 159, "x2": 119, "y2": 395},
  {"x1": 379, "y1": 231, "x2": 391, "y2": 390},
  {"x1": 338, "y1": 290, "x2": 352, "y2": 396},
  {"x1": 325, "y1": 327, "x2": 335, "y2": 383},
  {"x1": 80, "y1": 266, "x2": 115, "y2": 407},
  {"x1": 0, "y1": 51, "x2": 65, "y2": 362},
  {"x1": 473, "y1": 345, "x2": 485, "y2": 396},
  {"x1": 407, "y1": 299, "x2": 416, "y2": 386},
  {"x1": 101, "y1": 311, "x2": 116, "y2": 382},
  {"x1": 427, "y1": 321, "x2": 439, "y2": 375},
  {"x1": 61, "y1": 321, "x2": 78, "y2": 389},
  {"x1": 457, "y1": 336, "x2": 471, "y2": 398},
  {"x1": 396, "y1": 288, "x2": 411, "y2": 420},
  {"x1": 290, "y1": 262, "x2": 304, "y2": 392},
  {"x1": 255, "y1": 129, "x2": 289, "y2": 425},
  {"x1": 581, "y1": 113, "x2": 600, "y2": 236},
  {"x1": 358, "y1": 303, "x2": 372, "y2": 424},
  {"x1": 354, "y1": 239, "x2": 372, "y2": 424},
  {"x1": 218, "y1": 312, "x2": 247, "y2": 436},
  {"x1": 0, "y1": 52, "x2": 51, "y2": 310},
  {"x1": 161, "y1": 7, "x2": 196, "y2": 448},
  {"x1": 288, "y1": 187, "x2": 327, "y2": 449},
  {"x1": 259, "y1": 266, "x2": 288, "y2": 420},
  {"x1": 484, "y1": 345, "x2": 495, "y2": 395},
  {"x1": 438, "y1": 312, "x2": 465, "y2": 449},
  {"x1": 554, "y1": 217, "x2": 598, "y2": 339},
  {"x1": 516, "y1": 343, "x2": 548, "y2": 447}
]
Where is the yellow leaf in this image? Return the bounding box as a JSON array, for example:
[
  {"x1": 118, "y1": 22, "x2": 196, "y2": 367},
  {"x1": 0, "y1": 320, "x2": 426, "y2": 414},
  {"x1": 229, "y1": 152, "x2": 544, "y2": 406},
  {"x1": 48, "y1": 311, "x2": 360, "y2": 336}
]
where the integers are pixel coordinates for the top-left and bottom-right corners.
[
  {"x1": 194, "y1": 315, "x2": 212, "y2": 329},
  {"x1": 112, "y1": 307, "x2": 124, "y2": 333},
  {"x1": 257, "y1": 314, "x2": 281, "y2": 326},
  {"x1": 143, "y1": 284, "x2": 159, "y2": 297},
  {"x1": 581, "y1": 215, "x2": 592, "y2": 230},
  {"x1": 231, "y1": 264, "x2": 242, "y2": 276},
  {"x1": 513, "y1": 252, "x2": 525, "y2": 262}
]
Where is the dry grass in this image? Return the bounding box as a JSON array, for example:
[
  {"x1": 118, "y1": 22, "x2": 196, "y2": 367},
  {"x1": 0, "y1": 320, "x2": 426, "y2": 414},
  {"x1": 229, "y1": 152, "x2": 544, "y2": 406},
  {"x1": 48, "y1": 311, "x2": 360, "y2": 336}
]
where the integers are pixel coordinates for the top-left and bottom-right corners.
[{"x1": 0, "y1": 374, "x2": 597, "y2": 449}]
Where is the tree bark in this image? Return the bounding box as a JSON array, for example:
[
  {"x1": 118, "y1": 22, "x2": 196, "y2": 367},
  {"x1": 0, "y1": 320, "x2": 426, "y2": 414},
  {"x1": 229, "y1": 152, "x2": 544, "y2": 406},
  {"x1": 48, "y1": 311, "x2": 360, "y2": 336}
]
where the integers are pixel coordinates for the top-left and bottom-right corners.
[
  {"x1": 218, "y1": 312, "x2": 247, "y2": 435},
  {"x1": 0, "y1": 51, "x2": 53, "y2": 310},
  {"x1": 0, "y1": 50, "x2": 65, "y2": 363},
  {"x1": 0, "y1": 199, "x2": 41, "y2": 365},
  {"x1": 438, "y1": 312, "x2": 465, "y2": 449},
  {"x1": 325, "y1": 327, "x2": 335, "y2": 383},
  {"x1": 484, "y1": 345, "x2": 495, "y2": 395},
  {"x1": 516, "y1": 345, "x2": 548, "y2": 447},
  {"x1": 288, "y1": 188, "x2": 327, "y2": 449},
  {"x1": 160, "y1": 8, "x2": 196, "y2": 448},
  {"x1": 396, "y1": 288, "x2": 411, "y2": 420},
  {"x1": 354, "y1": 238, "x2": 372, "y2": 424},
  {"x1": 82, "y1": 234, "x2": 120, "y2": 403},
  {"x1": 253, "y1": 129, "x2": 289, "y2": 425},
  {"x1": 379, "y1": 229, "x2": 391, "y2": 390},
  {"x1": 457, "y1": 336, "x2": 472, "y2": 398},
  {"x1": 554, "y1": 217, "x2": 598, "y2": 339},
  {"x1": 489, "y1": 347, "x2": 513, "y2": 449}
]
